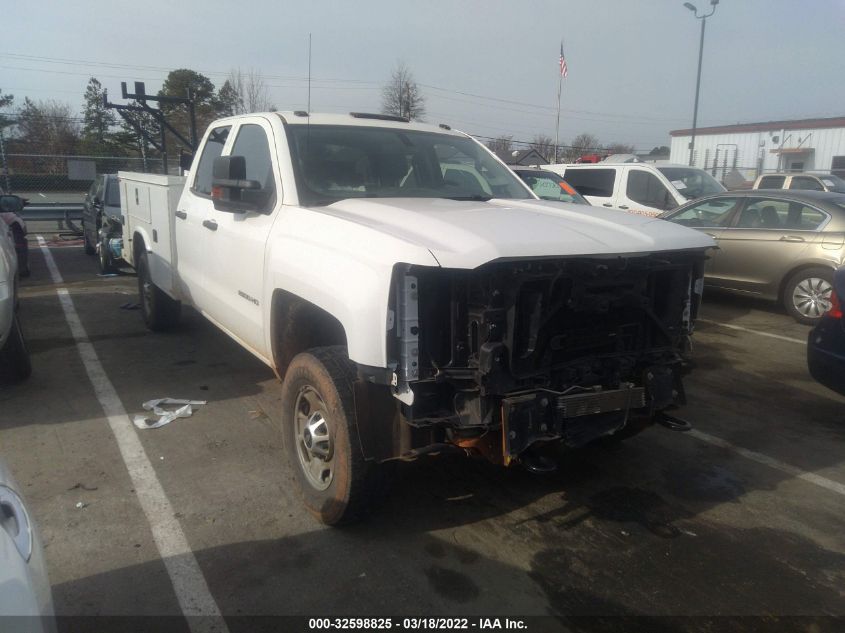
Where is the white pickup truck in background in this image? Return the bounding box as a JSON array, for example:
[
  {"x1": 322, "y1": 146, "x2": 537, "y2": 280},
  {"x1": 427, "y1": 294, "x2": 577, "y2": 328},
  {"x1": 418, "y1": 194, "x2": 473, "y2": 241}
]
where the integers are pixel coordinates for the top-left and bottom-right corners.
[{"x1": 119, "y1": 112, "x2": 714, "y2": 525}]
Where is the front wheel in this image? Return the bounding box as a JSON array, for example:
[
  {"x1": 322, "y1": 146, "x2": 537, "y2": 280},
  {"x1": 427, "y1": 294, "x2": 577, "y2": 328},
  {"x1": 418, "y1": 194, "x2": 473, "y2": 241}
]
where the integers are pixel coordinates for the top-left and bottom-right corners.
[
  {"x1": 0, "y1": 314, "x2": 32, "y2": 383},
  {"x1": 137, "y1": 251, "x2": 180, "y2": 331},
  {"x1": 783, "y1": 267, "x2": 834, "y2": 325},
  {"x1": 281, "y1": 346, "x2": 386, "y2": 525}
]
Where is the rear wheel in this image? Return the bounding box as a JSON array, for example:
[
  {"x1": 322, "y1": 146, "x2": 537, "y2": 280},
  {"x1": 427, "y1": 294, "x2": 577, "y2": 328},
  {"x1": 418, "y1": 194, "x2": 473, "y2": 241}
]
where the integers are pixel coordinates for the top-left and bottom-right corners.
[
  {"x1": 783, "y1": 267, "x2": 833, "y2": 324},
  {"x1": 0, "y1": 314, "x2": 31, "y2": 383},
  {"x1": 281, "y1": 346, "x2": 386, "y2": 525},
  {"x1": 137, "y1": 251, "x2": 180, "y2": 331},
  {"x1": 82, "y1": 222, "x2": 96, "y2": 255},
  {"x1": 98, "y1": 235, "x2": 117, "y2": 274}
]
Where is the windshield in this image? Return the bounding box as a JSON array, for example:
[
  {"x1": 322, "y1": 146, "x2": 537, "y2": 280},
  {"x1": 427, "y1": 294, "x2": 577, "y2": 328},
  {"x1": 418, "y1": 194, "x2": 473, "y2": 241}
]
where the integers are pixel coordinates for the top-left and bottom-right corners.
[
  {"x1": 515, "y1": 170, "x2": 589, "y2": 204},
  {"x1": 286, "y1": 125, "x2": 533, "y2": 206},
  {"x1": 657, "y1": 167, "x2": 725, "y2": 199},
  {"x1": 818, "y1": 174, "x2": 845, "y2": 193}
]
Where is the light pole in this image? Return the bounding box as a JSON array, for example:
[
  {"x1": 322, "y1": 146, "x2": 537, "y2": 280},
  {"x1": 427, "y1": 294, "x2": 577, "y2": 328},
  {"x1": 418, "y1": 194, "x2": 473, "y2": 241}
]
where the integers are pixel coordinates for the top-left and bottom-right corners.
[{"x1": 683, "y1": 0, "x2": 719, "y2": 167}]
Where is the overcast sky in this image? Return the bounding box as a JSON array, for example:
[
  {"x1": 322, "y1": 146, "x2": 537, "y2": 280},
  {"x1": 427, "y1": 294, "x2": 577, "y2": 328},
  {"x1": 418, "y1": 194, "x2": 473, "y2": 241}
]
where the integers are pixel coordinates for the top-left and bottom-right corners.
[{"x1": 4, "y1": 0, "x2": 845, "y2": 151}]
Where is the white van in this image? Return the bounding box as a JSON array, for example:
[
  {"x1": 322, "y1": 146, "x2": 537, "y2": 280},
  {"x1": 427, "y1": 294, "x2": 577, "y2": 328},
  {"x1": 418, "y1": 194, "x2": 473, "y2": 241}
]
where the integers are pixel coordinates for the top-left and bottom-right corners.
[{"x1": 541, "y1": 163, "x2": 725, "y2": 217}]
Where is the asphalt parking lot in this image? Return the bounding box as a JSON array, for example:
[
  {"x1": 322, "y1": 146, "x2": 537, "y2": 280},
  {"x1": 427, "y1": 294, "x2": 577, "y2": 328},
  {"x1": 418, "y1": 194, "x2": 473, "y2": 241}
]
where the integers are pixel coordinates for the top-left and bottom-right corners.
[{"x1": 2, "y1": 236, "x2": 845, "y2": 631}]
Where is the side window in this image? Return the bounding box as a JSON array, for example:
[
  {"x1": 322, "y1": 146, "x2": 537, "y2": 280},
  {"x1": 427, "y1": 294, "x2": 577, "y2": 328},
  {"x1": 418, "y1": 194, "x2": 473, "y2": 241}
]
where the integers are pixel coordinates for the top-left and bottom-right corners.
[
  {"x1": 758, "y1": 175, "x2": 785, "y2": 189},
  {"x1": 192, "y1": 126, "x2": 231, "y2": 195},
  {"x1": 786, "y1": 204, "x2": 828, "y2": 231},
  {"x1": 627, "y1": 170, "x2": 673, "y2": 209},
  {"x1": 736, "y1": 199, "x2": 790, "y2": 229},
  {"x1": 230, "y1": 124, "x2": 276, "y2": 210},
  {"x1": 564, "y1": 168, "x2": 615, "y2": 197},
  {"x1": 789, "y1": 176, "x2": 824, "y2": 191},
  {"x1": 666, "y1": 198, "x2": 739, "y2": 227}
]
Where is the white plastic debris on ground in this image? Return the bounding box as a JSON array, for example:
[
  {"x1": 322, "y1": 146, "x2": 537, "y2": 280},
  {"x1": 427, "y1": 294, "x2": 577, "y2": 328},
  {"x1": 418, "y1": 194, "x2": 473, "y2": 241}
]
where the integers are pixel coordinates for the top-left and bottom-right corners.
[{"x1": 133, "y1": 398, "x2": 207, "y2": 429}]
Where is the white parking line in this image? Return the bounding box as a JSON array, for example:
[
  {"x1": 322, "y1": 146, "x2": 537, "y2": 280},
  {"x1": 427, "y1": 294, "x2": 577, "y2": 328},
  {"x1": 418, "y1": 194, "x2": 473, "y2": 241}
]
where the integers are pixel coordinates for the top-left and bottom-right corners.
[
  {"x1": 36, "y1": 237, "x2": 227, "y2": 632},
  {"x1": 689, "y1": 429, "x2": 845, "y2": 497},
  {"x1": 697, "y1": 318, "x2": 805, "y2": 345}
]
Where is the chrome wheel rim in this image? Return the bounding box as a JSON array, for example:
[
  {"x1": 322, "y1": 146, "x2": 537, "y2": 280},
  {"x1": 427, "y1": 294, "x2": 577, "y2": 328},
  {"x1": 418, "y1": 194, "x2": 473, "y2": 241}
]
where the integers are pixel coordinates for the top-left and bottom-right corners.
[
  {"x1": 793, "y1": 277, "x2": 833, "y2": 318},
  {"x1": 294, "y1": 386, "x2": 334, "y2": 491}
]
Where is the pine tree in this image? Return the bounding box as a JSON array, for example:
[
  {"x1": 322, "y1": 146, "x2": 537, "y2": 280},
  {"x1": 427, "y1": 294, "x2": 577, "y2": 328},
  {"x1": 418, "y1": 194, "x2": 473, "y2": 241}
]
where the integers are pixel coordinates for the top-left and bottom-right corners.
[{"x1": 81, "y1": 77, "x2": 117, "y2": 155}]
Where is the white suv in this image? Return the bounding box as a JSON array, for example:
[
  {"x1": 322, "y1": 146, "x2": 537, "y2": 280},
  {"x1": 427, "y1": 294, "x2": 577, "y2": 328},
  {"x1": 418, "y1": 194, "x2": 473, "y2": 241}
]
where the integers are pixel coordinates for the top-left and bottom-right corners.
[{"x1": 542, "y1": 162, "x2": 725, "y2": 217}]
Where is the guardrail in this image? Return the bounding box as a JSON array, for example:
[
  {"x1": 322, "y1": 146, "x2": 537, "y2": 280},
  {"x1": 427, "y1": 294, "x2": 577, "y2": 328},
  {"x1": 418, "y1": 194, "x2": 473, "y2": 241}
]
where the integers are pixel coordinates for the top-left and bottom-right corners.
[{"x1": 19, "y1": 203, "x2": 84, "y2": 223}]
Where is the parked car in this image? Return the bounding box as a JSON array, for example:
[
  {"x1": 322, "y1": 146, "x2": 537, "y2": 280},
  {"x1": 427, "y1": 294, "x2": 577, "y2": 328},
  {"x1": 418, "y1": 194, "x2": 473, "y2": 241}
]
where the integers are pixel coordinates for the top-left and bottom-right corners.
[
  {"x1": 0, "y1": 198, "x2": 31, "y2": 382},
  {"x1": 0, "y1": 192, "x2": 30, "y2": 278},
  {"x1": 754, "y1": 173, "x2": 845, "y2": 194},
  {"x1": 807, "y1": 266, "x2": 845, "y2": 396},
  {"x1": 0, "y1": 459, "x2": 54, "y2": 630},
  {"x1": 82, "y1": 174, "x2": 123, "y2": 272},
  {"x1": 510, "y1": 167, "x2": 590, "y2": 205},
  {"x1": 661, "y1": 189, "x2": 845, "y2": 324},
  {"x1": 542, "y1": 162, "x2": 725, "y2": 217}
]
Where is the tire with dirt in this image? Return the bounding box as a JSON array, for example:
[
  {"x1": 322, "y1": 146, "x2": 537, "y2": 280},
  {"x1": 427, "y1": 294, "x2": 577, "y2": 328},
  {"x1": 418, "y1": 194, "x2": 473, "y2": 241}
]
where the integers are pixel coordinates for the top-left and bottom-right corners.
[
  {"x1": 0, "y1": 314, "x2": 32, "y2": 383},
  {"x1": 281, "y1": 345, "x2": 387, "y2": 525},
  {"x1": 783, "y1": 267, "x2": 834, "y2": 325},
  {"x1": 137, "y1": 250, "x2": 181, "y2": 331},
  {"x1": 11, "y1": 225, "x2": 30, "y2": 277}
]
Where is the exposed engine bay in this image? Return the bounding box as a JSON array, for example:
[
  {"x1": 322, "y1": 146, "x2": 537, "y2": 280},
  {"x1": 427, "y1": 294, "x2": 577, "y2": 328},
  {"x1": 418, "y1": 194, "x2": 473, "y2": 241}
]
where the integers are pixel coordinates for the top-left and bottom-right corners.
[{"x1": 375, "y1": 250, "x2": 707, "y2": 465}]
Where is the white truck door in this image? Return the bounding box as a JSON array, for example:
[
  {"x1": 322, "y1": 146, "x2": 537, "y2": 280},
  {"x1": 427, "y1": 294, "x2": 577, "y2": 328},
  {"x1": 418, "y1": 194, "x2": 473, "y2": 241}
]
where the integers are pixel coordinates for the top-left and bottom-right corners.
[
  {"x1": 175, "y1": 124, "x2": 233, "y2": 311},
  {"x1": 618, "y1": 167, "x2": 673, "y2": 217},
  {"x1": 204, "y1": 119, "x2": 279, "y2": 357}
]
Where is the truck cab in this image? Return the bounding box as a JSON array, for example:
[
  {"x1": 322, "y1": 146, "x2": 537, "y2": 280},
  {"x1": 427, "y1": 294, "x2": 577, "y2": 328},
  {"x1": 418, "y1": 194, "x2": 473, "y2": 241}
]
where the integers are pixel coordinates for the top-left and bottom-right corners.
[{"x1": 542, "y1": 162, "x2": 726, "y2": 216}]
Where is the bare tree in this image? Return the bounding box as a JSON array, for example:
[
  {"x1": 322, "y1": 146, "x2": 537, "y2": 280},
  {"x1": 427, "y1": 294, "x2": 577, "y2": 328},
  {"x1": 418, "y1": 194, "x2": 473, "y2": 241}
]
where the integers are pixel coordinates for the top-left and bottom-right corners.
[
  {"x1": 486, "y1": 135, "x2": 514, "y2": 154},
  {"x1": 529, "y1": 134, "x2": 554, "y2": 162},
  {"x1": 221, "y1": 68, "x2": 275, "y2": 114},
  {"x1": 13, "y1": 98, "x2": 81, "y2": 173},
  {"x1": 381, "y1": 62, "x2": 425, "y2": 121},
  {"x1": 563, "y1": 132, "x2": 601, "y2": 162},
  {"x1": 604, "y1": 142, "x2": 636, "y2": 155}
]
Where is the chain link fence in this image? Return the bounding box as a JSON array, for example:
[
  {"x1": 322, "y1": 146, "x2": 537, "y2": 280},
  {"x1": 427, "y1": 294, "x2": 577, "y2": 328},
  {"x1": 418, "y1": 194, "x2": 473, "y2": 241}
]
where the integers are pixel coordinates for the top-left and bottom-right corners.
[{"x1": 1, "y1": 153, "x2": 181, "y2": 201}]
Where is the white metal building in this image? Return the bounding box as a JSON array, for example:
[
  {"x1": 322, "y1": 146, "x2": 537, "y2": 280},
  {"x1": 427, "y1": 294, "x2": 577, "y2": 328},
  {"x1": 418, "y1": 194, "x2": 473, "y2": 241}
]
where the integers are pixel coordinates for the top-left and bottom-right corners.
[{"x1": 669, "y1": 116, "x2": 845, "y2": 184}]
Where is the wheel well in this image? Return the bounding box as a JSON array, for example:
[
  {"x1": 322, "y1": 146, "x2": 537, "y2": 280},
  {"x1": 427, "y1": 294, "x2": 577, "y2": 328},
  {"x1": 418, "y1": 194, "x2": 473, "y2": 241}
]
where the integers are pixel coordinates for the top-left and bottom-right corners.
[
  {"x1": 778, "y1": 263, "x2": 835, "y2": 301},
  {"x1": 271, "y1": 289, "x2": 347, "y2": 378}
]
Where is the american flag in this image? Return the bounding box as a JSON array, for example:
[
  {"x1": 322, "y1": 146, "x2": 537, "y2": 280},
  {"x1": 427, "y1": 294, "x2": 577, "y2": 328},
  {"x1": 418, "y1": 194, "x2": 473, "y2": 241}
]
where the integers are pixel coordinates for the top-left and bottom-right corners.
[{"x1": 559, "y1": 43, "x2": 568, "y2": 78}]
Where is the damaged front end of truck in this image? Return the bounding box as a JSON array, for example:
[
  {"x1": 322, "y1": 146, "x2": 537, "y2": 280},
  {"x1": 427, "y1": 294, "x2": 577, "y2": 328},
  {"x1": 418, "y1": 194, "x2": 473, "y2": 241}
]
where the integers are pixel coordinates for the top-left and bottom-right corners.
[{"x1": 357, "y1": 249, "x2": 707, "y2": 469}]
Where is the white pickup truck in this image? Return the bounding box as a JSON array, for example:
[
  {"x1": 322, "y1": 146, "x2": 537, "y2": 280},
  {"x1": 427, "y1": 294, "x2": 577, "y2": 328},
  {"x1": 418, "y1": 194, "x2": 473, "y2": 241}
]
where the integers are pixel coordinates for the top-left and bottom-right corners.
[{"x1": 119, "y1": 112, "x2": 714, "y2": 525}]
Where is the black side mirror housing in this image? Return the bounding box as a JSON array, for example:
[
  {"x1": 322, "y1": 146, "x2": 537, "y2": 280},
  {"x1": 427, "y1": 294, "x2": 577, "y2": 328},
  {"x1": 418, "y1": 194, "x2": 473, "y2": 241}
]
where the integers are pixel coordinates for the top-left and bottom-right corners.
[
  {"x1": 211, "y1": 156, "x2": 262, "y2": 213},
  {"x1": 0, "y1": 195, "x2": 24, "y2": 214}
]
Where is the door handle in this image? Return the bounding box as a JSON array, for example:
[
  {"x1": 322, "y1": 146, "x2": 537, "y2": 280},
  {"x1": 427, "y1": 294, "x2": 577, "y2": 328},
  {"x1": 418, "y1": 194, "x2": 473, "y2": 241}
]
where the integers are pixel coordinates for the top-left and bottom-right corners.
[
  {"x1": 617, "y1": 205, "x2": 629, "y2": 210},
  {"x1": 175, "y1": 210, "x2": 187, "y2": 220},
  {"x1": 779, "y1": 235, "x2": 804, "y2": 242},
  {"x1": 202, "y1": 219, "x2": 218, "y2": 231},
  {"x1": 602, "y1": 203, "x2": 613, "y2": 207}
]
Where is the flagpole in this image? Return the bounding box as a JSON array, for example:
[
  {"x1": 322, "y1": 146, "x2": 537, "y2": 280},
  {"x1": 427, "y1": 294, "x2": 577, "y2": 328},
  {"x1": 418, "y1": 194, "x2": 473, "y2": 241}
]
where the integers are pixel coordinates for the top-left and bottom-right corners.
[{"x1": 554, "y1": 64, "x2": 562, "y2": 163}]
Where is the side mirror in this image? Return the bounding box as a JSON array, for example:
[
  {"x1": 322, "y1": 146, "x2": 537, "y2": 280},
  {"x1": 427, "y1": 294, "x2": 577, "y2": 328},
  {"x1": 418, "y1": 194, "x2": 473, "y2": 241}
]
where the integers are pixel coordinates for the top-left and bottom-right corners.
[
  {"x1": 211, "y1": 156, "x2": 262, "y2": 213},
  {"x1": 0, "y1": 195, "x2": 24, "y2": 214}
]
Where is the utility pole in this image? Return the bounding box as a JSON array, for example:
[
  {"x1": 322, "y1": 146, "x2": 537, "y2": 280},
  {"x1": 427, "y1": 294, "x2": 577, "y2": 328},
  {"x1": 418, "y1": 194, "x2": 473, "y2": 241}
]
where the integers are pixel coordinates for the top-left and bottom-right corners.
[{"x1": 683, "y1": 0, "x2": 720, "y2": 167}]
